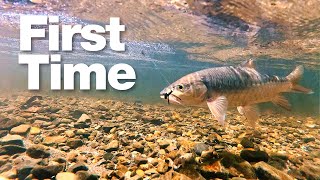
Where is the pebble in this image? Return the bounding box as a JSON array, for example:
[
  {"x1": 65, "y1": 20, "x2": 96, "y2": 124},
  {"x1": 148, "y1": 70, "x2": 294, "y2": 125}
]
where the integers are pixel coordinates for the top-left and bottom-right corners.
[
  {"x1": 105, "y1": 140, "x2": 119, "y2": 152},
  {"x1": 26, "y1": 144, "x2": 50, "y2": 159},
  {"x1": 56, "y1": 172, "x2": 77, "y2": 180},
  {"x1": 240, "y1": 149, "x2": 269, "y2": 162},
  {"x1": 31, "y1": 164, "x2": 64, "y2": 179},
  {"x1": 10, "y1": 124, "x2": 31, "y2": 135},
  {"x1": 0, "y1": 134, "x2": 24, "y2": 146}
]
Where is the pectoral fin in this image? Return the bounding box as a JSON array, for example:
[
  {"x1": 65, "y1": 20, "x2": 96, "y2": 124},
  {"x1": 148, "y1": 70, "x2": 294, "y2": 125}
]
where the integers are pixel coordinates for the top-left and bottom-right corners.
[
  {"x1": 237, "y1": 105, "x2": 259, "y2": 127},
  {"x1": 207, "y1": 96, "x2": 228, "y2": 126},
  {"x1": 272, "y1": 95, "x2": 291, "y2": 111}
]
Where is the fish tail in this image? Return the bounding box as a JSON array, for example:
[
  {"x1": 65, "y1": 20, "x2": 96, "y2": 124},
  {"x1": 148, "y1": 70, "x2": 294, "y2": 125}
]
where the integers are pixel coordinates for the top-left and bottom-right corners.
[{"x1": 286, "y1": 65, "x2": 313, "y2": 94}]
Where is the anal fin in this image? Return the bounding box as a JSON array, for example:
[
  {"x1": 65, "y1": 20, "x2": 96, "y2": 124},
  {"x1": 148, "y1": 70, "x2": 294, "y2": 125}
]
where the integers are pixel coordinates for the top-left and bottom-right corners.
[
  {"x1": 272, "y1": 95, "x2": 291, "y2": 111},
  {"x1": 207, "y1": 96, "x2": 228, "y2": 126},
  {"x1": 237, "y1": 105, "x2": 259, "y2": 127}
]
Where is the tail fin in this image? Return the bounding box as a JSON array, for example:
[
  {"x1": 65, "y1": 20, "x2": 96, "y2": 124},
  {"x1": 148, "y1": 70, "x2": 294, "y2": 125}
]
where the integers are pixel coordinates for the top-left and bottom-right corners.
[{"x1": 286, "y1": 65, "x2": 313, "y2": 94}]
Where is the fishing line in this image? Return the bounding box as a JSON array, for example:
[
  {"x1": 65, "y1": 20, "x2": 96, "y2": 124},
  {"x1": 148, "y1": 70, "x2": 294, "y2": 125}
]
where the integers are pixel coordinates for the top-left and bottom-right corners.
[{"x1": 150, "y1": 59, "x2": 171, "y2": 85}]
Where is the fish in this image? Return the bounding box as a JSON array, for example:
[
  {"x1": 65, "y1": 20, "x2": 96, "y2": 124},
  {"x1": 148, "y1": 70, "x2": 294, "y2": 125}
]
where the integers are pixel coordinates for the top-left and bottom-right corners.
[{"x1": 160, "y1": 60, "x2": 313, "y2": 127}]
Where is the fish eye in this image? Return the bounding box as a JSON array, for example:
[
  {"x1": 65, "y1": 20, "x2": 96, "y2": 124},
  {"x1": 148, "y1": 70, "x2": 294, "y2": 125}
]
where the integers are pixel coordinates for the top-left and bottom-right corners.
[{"x1": 177, "y1": 85, "x2": 184, "y2": 90}]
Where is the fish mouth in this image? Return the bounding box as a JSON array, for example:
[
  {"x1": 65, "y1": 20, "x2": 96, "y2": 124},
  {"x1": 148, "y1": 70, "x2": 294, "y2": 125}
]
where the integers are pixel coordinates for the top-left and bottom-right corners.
[{"x1": 160, "y1": 90, "x2": 181, "y2": 104}]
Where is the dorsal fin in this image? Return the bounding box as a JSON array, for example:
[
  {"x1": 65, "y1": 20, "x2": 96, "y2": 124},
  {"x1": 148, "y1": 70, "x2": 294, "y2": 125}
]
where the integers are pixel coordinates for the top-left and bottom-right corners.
[{"x1": 240, "y1": 59, "x2": 255, "y2": 69}]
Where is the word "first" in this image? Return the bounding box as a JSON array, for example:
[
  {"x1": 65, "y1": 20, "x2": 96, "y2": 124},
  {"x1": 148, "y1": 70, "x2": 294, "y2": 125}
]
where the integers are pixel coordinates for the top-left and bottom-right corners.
[{"x1": 20, "y1": 16, "x2": 125, "y2": 51}]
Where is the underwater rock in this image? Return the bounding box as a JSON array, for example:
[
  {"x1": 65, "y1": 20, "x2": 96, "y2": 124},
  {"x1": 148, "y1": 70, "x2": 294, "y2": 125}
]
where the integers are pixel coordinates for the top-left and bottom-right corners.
[
  {"x1": 0, "y1": 117, "x2": 23, "y2": 130},
  {"x1": 10, "y1": 124, "x2": 31, "y2": 135},
  {"x1": 194, "y1": 143, "x2": 210, "y2": 156},
  {"x1": 302, "y1": 135, "x2": 315, "y2": 143},
  {"x1": 299, "y1": 163, "x2": 320, "y2": 180},
  {"x1": 240, "y1": 137, "x2": 254, "y2": 148},
  {"x1": 240, "y1": 149, "x2": 269, "y2": 162},
  {"x1": 43, "y1": 136, "x2": 67, "y2": 146},
  {"x1": 0, "y1": 134, "x2": 24, "y2": 146},
  {"x1": 67, "y1": 138, "x2": 84, "y2": 149},
  {"x1": 254, "y1": 161, "x2": 294, "y2": 180},
  {"x1": 105, "y1": 140, "x2": 119, "y2": 152},
  {"x1": 26, "y1": 144, "x2": 50, "y2": 159},
  {"x1": 68, "y1": 162, "x2": 89, "y2": 173},
  {"x1": 0, "y1": 145, "x2": 26, "y2": 155},
  {"x1": 31, "y1": 164, "x2": 64, "y2": 179},
  {"x1": 56, "y1": 172, "x2": 77, "y2": 180},
  {"x1": 157, "y1": 160, "x2": 169, "y2": 174}
]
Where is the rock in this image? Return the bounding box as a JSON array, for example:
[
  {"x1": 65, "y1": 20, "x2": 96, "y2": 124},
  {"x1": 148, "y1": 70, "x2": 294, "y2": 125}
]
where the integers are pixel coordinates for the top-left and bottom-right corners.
[
  {"x1": 70, "y1": 110, "x2": 85, "y2": 119},
  {"x1": 43, "y1": 136, "x2": 67, "y2": 146},
  {"x1": 68, "y1": 162, "x2": 89, "y2": 173},
  {"x1": 103, "y1": 152, "x2": 114, "y2": 161},
  {"x1": 240, "y1": 137, "x2": 254, "y2": 148},
  {"x1": 132, "y1": 141, "x2": 144, "y2": 153},
  {"x1": 299, "y1": 163, "x2": 320, "y2": 180},
  {"x1": 0, "y1": 117, "x2": 23, "y2": 130},
  {"x1": 254, "y1": 161, "x2": 294, "y2": 180},
  {"x1": 115, "y1": 164, "x2": 128, "y2": 179},
  {"x1": 65, "y1": 130, "x2": 75, "y2": 138},
  {"x1": 0, "y1": 134, "x2": 24, "y2": 146},
  {"x1": 29, "y1": 127, "x2": 41, "y2": 135},
  {"x1": 0, "y1": 130, "x2": 8, "y2": 138},
  {"x1": 26, "y1": 144, "x2": 50, "y2": 159},
  {"x1": 105, "y1": 140, "x2": 119, "y2": 152},
  {"x1": 56, "y1": 172, "x2": 77, "y2": 180},
  {"x1": 194, "y1": 143, "x2": 209, "y2": 156},
  {"x1": 240, "y1": 149, "x2": 269, "y2": 162},
  {"x1": 0, "y1": 145, "x2": 26, "y2": 155},
  {"x1": 136, "y1": 169, "x2": 145, "y2": 177},
  {"x1": 134, "y1": 156, "x2": 148, "y2": 165},
  {"x1": 302, "y1": 135, "x2": 315, "y2": 143},
  {"x1": 157, "y1": 161, "x2": 169, "y2": 174},
  {"x1": 67, "y1": 138, "x2": 84, "y2": 149},
  {"x1": 158, "y1": 140, "x2": 170, "y2": 149},
  {"x1": 31, "y1": 164, "x2": 64, "y2": 179},
  {"x1": 78, "y1": 114, "x2": 91, "y2": 123},
  {"x1": 102, "y1": 123, "x2": 118, "y2": 133},
  {"x1": 10, "y1": 124, "x2": 31, "y2": 135},
  {"x1": 145, "y1": 169, "x2": 158, "y2": 176}
]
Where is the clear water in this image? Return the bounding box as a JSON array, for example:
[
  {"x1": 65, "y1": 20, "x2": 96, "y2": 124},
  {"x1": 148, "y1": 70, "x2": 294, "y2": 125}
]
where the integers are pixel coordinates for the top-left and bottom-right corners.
[{"x1": 0, "y1": 2, "x2": 319, "y2": 118}]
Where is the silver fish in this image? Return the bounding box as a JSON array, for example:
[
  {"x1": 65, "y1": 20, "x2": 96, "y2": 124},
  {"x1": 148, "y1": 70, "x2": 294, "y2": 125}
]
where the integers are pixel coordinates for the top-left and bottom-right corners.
[{"x1": 160, "y1": 60, "x2": 313, "y2": 126}]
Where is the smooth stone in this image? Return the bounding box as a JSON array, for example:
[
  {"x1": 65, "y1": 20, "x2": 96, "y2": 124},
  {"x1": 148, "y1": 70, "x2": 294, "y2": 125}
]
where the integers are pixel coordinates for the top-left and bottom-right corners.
[
  {"x1": 0, "y1": 145, "x2": 26, "y2": 155},
  {"x1": 103, "y1": 152, "x2": 114, "y2": 161},
  {"x1": 254, "y1": 161, "x2": 294, "y2": 180},
  {"x1": 0, "y1": 130, "x2": 8, "y2": 138},
  {"x1": 158, "y1": 140, "x2": 170, "y2": 149},
  {"x1": 26, "y1": 144, "x2": 50, "y2": 159},
  {"x1": 67, "y1": 139, "x2": 84, "y2": 149},
  {"x1": 29, "y1": 127, "x2": 41, "y2": 135},
  {"x1": 136, "y1": 169, "x2": 145, "y2": 177},
  {"x1": 56, "y1": 172, "x2": 77, "y2": 180},
  {"x1": 302, "y1": 135, "x2": 315, "y2": 143},
  {"x1": 240, "y1": 149, "x2": 269, "y2": 162},
  {"x1": 299, "y1": 163, "x2": 320, "y2": 180},
  {"x1": 0, "y1": 134, "x2": 24, "y2": 146},
  {"x1": 194, "y1": 143, "x2": 209, "y2": 156},
  {"x1": 157, "y1": 161, "x2": 168, "y2": 174},
  {"x1": 68, "y1": 162, "x2": 89, "y2": 173},
  {"x1": 78, "y1": 114, "x2": 91, "y2": 123},
  {"x1": 10, "y1": 124, "x2": 31, "y2": 135},
  {"x1": 43, "y1": 136, "x2": 67, "y2": 146},
  {"x1": 0, "y1": 117, "x2": 23, "y2": 130},
  {"x1": 31, "y1": 164, "x2": 64, "y2": 179},
  {"x1": 240, "y1": 137, "x2": 254, "y2": 148},
  {"x1": 132, "y1": 141, "x2": 144, "y2": 153},
  {"x1": 105, "y1": 140, "x2": 119, "y2": 152}
]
